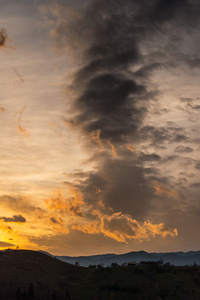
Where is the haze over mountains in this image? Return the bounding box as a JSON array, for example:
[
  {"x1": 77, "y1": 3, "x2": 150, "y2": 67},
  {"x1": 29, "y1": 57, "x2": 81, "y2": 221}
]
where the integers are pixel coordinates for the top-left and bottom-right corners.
[{"x1": 56, "y1": 250, "x2": 200, "y2": 267}]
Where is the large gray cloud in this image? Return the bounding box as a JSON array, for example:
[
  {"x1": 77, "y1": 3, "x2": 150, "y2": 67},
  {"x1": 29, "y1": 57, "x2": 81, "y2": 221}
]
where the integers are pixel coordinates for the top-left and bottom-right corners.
[
  {"x1": 55, "y1": 0, "x2": 200, "y2": 145},
  {"x1": 53, "y1": 0, "x2": 200, "y2": 235}
]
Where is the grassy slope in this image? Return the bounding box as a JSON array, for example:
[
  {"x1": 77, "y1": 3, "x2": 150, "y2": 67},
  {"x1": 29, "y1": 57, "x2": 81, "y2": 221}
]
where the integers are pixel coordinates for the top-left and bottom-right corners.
[{"x1": 0, "y1": 250, "x2": 200, "y2": 299}]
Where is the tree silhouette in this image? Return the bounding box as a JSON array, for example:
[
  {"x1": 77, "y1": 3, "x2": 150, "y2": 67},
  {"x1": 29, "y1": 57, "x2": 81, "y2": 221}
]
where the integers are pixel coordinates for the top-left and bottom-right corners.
[
  {"x1": 52, "y1": 291, "x2": 57, "y2": 300},
  {"x1": 28, "y1": 282, "x2": 35, "y2": 299},
  {"x1": 65, "y1": 291, "x2": 71, "y2": 300},
  {"x1": 15, "y1": 287, "x2": 22, "y2": 299}
]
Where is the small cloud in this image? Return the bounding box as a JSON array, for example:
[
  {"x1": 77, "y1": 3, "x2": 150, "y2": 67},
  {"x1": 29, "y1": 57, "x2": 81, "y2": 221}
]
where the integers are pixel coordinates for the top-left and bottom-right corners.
[
  {"x1": 0, "y1": 28, "x2": 7, "y2": 48},
  {"x1": 50, "y1": 217, "x2": 60, "y2": 224},
  {"x1": 153, "y1": 181, "x2": 179, "y2": 199},
  {"x1": 0, "y1": 105, "x2": 6, "y2": 112},
  {"x1": 174, "y1": 146, "x2": 194, "y2": 153},
  {"x1": 0, "y1": 214, "x2": 26, "y2": 223},
  {"x1": 125, "y1": 144, "x2": 135, "y2": 152},
  {"x1": 140, "y1": 152, "x2": 161, "y2": 162}
]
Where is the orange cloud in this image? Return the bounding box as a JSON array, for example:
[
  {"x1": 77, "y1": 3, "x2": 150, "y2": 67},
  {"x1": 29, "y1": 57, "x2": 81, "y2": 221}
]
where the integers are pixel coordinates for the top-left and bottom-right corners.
[
  {"x1": 72, "y1": 212, "x2": 178, "y2": 243},
  {"x1": 17, "y1": 106, "x2": 29, "y2": 137},
  {"x1": 107, "y1": 141, "x2": 117, "y2": 158},
  {"x1": 45, "y1": 188, "x2": 178, "y2": 243},
  {"x1": 0, "y1": 105, "x2": 6, "y2": 112},
  {"x1": 45, "y1": 187, "x2": 86, "y2": 217},
  {"x1": 0, "y1": 225, "x2": 13, "y2": 234},
  {"x1": 153, "y1": 181, "x2": 179, "y2": 199},
  {"x1": 144, "y1": 221, "x2": 178, "y2": 238},
  {"x1": 91, "y1": 129, "x2": 104, "y2": 152},
  {"x1": 125, "y1": 144, "x2": 135, "y2": 152}
]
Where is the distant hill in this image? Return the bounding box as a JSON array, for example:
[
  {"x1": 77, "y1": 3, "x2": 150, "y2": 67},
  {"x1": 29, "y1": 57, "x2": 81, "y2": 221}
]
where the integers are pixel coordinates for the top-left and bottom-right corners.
[
  {"x1": 1, "y1": 250, "x2": 200, "y2": 299},
  {"x1": 56, "y1": 250, "x2": 200, "y2": 267}
]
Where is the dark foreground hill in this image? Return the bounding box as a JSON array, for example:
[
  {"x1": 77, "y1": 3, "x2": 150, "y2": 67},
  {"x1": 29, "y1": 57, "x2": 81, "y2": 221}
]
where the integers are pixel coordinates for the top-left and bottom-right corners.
[
  {"x1": 1, "y1": 250, "x2": 200, "y2": 299},
  {"x1": 57, "y1": 250, "x2": 200, "y2": 267}
]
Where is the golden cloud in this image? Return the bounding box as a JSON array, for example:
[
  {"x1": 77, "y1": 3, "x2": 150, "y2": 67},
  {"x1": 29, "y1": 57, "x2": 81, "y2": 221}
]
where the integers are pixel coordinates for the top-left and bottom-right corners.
[
  {"x1": 107, "y1": 141, "x2": 117, "y2": 158},
  {"x1": 45, "y1": 188, "x2": 178, "y2": 243},
  {"x1": 45, "y1": 187, "x2": 86, "y2": 217}
]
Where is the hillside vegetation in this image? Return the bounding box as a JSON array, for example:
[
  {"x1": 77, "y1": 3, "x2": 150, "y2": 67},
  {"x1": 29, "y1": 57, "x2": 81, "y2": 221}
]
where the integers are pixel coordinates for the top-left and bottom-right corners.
[{"x1": 0, "y1": 250, "x2": 200, "y2": 299}]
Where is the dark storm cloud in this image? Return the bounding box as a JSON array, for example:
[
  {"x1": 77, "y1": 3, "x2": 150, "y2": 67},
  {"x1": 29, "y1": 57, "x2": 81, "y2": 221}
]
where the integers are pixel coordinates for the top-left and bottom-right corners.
[
  {"x1": 0, "y1": 214, "x2": 26, "y2": 223},
  {"x1": 53, "y1": 0, "x2": 200, "y2": 226},
  {"x1": 58, "y1": 0, "x2": 200, "y2": 143},
  {"x1": 76, "y1": 158, "x2": 155, "y2": 220},
  {"x1": 52, "y1": 0, "x2": 200, "y2": 150}
]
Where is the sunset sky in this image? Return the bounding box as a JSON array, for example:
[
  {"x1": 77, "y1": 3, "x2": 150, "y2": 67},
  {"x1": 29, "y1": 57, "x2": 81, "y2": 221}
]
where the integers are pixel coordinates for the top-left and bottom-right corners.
[{"x1": 0, "y1": 0, "x2": 200, "y2": 256}]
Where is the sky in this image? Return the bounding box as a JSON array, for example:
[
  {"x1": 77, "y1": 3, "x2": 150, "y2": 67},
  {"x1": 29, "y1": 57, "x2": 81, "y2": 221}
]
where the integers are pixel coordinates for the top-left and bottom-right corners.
[{"x1": 0, "y1": 0, "x2": 200, "y2": 256}]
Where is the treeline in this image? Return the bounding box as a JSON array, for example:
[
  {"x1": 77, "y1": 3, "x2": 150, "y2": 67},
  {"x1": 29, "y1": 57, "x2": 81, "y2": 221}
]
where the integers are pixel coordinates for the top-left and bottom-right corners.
[
  {"x1": 85, "y1": 259, "x2": 199, "y2": 269},
  {"x1": 0, "y1": 282, "x2": 71, "y2": 300}
]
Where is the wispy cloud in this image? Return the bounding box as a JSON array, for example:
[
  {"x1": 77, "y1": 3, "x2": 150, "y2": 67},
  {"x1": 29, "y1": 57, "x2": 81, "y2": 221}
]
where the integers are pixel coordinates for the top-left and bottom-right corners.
[
  {"x1": 0, "y1": 241, "x2": 15, "y2": 248},
  {"x1": 17, "y1": 106, "x2": 29, "y2": 137},
  {"x1": 13, "y1": 68, "x2": 24, "y2": 84},
  {"x1": 0, "y1": 194, "x2": 43, "y2": 214}
]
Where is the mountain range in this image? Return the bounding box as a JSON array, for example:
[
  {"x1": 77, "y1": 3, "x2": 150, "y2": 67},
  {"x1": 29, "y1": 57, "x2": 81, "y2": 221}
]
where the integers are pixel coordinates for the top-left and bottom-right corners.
[{"x1": 56, "y1": 250, "x2": 200, "y2": 267}]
